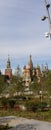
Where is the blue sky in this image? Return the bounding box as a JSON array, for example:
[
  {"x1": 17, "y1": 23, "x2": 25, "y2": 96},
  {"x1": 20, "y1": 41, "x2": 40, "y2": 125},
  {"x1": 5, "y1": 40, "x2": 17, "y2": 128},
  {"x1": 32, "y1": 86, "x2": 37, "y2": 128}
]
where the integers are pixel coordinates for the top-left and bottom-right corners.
[{"x1": 0, "y1": 0, "x2": 51, "y2": 73}]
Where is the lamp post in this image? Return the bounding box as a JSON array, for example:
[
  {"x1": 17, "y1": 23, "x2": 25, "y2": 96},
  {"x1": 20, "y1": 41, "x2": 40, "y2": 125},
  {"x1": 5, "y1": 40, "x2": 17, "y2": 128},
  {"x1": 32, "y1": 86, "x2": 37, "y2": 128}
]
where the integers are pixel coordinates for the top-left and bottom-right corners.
[{"x1": 41, "y1": 0, "x2": 51, "y2": 39}]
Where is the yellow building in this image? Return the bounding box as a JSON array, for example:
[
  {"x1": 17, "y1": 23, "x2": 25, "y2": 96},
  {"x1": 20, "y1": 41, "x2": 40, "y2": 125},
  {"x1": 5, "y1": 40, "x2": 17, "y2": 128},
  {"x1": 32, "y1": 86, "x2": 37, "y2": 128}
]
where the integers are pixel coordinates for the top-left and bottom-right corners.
[
  {"x1": 23, "y1": 55, "x2": 41, "y2": 86},
  {"x1": 23, "y1": 65, "x2": 31, "y2": 87},
  {"x1": 23, "y1": 55, "x2": 33, "y2": 87}
]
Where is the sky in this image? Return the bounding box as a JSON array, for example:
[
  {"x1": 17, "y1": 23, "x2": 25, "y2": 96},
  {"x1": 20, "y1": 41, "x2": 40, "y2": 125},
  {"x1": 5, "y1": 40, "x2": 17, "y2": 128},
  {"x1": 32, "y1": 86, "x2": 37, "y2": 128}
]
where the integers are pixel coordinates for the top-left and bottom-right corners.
[{"x1": 0, "y1": 0, "x2": 51, "y2": 74}]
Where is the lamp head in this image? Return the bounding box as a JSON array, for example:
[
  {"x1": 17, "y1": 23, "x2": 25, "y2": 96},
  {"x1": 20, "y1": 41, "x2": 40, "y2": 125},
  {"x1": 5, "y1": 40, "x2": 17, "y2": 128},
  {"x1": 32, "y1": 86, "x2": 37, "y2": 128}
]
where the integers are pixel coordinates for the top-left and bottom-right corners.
[
  {"x1": 46, "y1": 4, "x2": 50, "y2": 9},
  {"x1": 45, "y1": 32, "x2": 49, "y2": 37},
  {"x1": 41, "y1": 16, "x2": 47, "y2": 21}
]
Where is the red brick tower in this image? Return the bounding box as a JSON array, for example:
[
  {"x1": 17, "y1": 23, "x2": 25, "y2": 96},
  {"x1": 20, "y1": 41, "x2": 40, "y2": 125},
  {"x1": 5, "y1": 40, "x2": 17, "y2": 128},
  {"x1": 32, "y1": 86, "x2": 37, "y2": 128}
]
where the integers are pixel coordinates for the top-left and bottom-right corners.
[{"x1": 5, "y1": 56, "x2": 12, "y2": 82}]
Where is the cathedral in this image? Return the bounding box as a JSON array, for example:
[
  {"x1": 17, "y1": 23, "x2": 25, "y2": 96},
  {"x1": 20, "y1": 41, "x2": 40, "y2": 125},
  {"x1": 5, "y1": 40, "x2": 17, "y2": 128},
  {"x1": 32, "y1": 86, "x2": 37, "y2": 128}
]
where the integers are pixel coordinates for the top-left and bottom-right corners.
[
  {"x1": 23, "y1": 55, "x2": 41, "y2": 87},
  {"x1": 4, "y1": 55, "x2": 48, "y2": 86}
]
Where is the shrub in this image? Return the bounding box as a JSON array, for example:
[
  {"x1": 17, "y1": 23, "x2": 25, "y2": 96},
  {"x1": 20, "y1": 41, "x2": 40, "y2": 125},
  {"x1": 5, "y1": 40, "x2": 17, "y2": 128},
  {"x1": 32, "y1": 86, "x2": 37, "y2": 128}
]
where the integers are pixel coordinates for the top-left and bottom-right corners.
[
  {"x1": 1, "y1": 97, "x2": 9, "y2": 110},
  {"x1": 25, "y1": 100, "x2": 39, "y2": 112},
  {"x1": 39, "y1": 102, "x2": 48, "y2": 111},
  {"x1": 1, "y1": 97, "x2": 8, "y2": 106},
  {"x1": 8, "y1": 99, "x2": 16, "y2": 108}
]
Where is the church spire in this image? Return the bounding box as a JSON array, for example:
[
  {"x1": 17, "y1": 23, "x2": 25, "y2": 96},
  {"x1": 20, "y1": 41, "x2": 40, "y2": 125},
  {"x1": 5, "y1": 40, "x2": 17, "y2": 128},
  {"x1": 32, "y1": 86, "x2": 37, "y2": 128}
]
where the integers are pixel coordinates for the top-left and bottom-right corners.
[
  {"x1": 6, "y1": 55, "x2": 11, "y2": 69},
  {"x1": 28, "y1": 55, "x2": 33, "y2": 70}
]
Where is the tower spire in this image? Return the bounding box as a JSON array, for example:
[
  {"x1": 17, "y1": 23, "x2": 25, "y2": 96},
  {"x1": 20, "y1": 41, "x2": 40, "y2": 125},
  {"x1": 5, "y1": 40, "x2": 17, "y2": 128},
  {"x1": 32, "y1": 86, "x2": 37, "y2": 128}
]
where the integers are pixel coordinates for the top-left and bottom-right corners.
[
  {"x1": 6, "y1": 55, "x2": 11, "y2": 69},
  {"x1": 5, "y1": 55, "x2": 12, "y2": 82},
  {"x1": 28, "y1": 54, "x2": 33, "y2": 70}
]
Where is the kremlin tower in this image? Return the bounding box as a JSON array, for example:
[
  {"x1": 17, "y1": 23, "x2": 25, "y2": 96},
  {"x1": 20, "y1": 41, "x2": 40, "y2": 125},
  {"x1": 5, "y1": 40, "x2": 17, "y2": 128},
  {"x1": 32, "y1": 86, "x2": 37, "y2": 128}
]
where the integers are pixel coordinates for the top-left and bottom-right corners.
[{"x1": 5, "y1": 56, "x2": 12, "y2": 82}]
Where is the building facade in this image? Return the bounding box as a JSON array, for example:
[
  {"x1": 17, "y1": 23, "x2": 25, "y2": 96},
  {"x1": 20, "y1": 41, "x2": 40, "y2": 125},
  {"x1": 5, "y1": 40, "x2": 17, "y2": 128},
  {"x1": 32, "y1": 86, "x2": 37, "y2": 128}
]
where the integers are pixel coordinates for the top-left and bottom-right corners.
[{"x1": 23, "y1": 55, "x2": 41, "y2": 86}]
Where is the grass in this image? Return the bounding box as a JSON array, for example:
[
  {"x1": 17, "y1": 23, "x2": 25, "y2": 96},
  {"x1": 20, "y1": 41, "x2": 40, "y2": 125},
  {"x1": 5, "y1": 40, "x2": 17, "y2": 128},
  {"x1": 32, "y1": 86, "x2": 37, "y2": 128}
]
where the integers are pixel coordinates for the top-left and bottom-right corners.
[{"x1": 0, "y1": 109, "x2": 51, "y2": 122}]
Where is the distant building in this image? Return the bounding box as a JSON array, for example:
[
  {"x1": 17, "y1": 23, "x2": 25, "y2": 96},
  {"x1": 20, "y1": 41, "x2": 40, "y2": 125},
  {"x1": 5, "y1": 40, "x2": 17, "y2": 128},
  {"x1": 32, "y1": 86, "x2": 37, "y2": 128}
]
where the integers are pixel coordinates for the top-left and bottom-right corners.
[{"x1": 5, "y1": 56, "x2": 12, "y2": 83}]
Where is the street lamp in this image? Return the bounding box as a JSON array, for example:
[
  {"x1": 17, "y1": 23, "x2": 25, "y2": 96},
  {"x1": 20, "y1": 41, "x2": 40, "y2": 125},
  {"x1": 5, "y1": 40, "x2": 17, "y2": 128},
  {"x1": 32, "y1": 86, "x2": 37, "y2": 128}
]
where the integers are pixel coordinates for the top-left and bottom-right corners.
[
  {"x1": 39, "y1": 90, "x2": 43, "y2": 103},
  {"x1": 41, "y1": 0, "x2": 51, "y2": 39}
]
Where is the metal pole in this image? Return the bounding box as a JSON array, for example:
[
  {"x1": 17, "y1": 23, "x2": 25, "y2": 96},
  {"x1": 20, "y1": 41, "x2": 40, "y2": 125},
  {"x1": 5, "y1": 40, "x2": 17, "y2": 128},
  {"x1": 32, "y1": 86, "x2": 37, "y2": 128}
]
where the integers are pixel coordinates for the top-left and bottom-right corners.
[{"x1": 44, "y1": 0, "x2": 51, "y2": 39}]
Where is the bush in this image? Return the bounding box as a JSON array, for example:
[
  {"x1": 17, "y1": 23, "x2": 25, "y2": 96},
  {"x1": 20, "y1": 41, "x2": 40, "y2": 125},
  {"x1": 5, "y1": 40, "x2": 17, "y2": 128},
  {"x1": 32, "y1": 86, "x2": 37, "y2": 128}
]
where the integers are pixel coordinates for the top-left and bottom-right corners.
[
  {"x1": 1, "y1": 97, "x2": 8, "y2": 106},
  {"x1": 25, "y1": 100, "x2": 39, "y2": 112},
  {"x1": 39, "y1": 102, "x2": 48, "y2": 111},
  {"x1": 1, "y1": 97, "x2": 9, "y2": 110},
  {"x1": 8, "y1": 99, "x2": 16, "y2": 108}
]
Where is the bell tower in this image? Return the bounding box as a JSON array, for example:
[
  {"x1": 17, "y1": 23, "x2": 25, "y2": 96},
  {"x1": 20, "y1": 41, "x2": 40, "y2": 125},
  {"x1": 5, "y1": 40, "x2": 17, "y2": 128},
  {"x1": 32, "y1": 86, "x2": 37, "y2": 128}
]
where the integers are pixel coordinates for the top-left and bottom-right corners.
[{"x1": 5, "y1": 56, "x2": 12, "y2": 81}]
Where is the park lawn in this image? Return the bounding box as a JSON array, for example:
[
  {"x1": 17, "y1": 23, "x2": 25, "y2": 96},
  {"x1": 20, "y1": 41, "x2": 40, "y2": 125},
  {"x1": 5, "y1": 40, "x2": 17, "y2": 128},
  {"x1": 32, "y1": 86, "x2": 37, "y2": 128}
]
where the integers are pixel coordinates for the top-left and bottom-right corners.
[{"x1": 0, "y1": 109, "x2": 51, "y2": 122}]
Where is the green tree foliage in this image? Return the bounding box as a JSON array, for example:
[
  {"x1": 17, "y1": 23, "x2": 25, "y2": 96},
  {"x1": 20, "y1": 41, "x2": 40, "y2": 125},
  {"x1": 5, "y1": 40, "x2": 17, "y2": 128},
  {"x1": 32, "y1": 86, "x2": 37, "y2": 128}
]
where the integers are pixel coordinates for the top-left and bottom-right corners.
[
  {"x1": 0, "y1": 70, "x2": 51, "y2": 101},
  {"x1": 43, "y1": 70, "x2": 51, "y2": 94},
  {"x1": 1, "y1": 97, "x2": 8, "y2": 106},
  {"x1": 39, "y1": 101, "x2": 48, "y2": 111},
  {"x1": 8, "y1": 99, "x2": 16, "y2": 108},
  {"x1": 25, "y1": 99, "x2": 40, "y2": 112},
  {"x1": 29, "y1": 77, "x2": 41, "y2": 95},
  {"x1": 10, "y1": 75, "x2": 25, "y2": 93},
  {"x1": 0, "y1": 75, "x2": 6, "y2": 93}
]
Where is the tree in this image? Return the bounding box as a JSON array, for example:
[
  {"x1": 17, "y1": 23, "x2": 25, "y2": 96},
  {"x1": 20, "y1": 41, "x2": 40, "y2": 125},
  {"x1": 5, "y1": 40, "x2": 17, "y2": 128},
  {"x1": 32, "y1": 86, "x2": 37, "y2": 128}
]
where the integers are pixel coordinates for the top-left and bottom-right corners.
[
  {"x1": 0, "y1": 75, "x2": 6, "y2": 94},
  {"x1": 29, "y1": 77, "x2": 40, "y2": 95}
]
